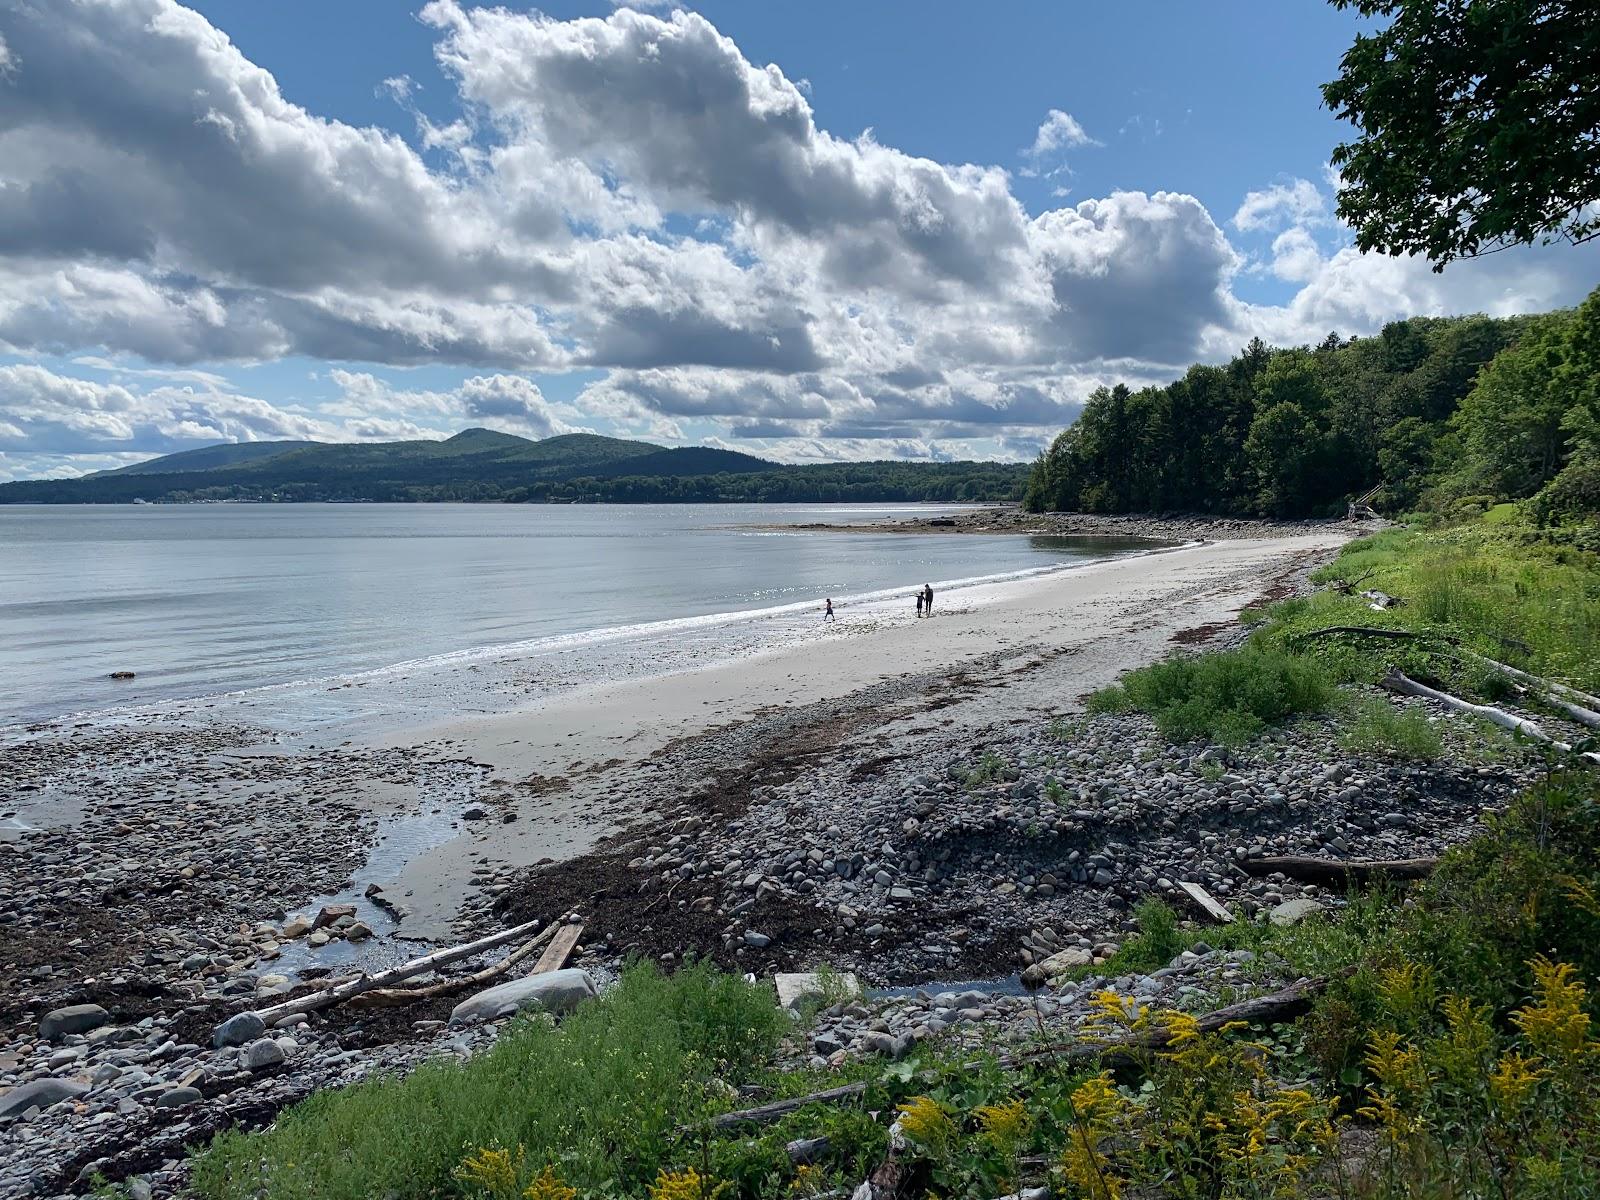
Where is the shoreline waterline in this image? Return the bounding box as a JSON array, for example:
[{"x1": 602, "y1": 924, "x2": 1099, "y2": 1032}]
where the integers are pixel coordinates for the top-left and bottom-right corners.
[{"x1": 3, "y1": 530, "x2": 1179, "y2": 738}]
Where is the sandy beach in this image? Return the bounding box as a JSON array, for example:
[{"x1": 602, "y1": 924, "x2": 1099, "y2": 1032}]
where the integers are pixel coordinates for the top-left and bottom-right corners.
[{"x1": 383, "y1": 532, "x2": 1350, "y2": 933}]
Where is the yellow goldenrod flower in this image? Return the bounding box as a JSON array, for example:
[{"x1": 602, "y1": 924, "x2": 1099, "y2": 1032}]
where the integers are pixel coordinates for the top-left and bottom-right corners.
[
  {"x1": 1058, "y1": 1071, "x2": 1129, "y2": 1199},
  {"x1": 1084, "y1": 989, "x2": 1149, "y2": 1040},
  {"x1": 976, "y1": 1098, "x2": 1029, "y2": 1152},
  {"x1": 1488, "y1": 1051, "x2": 1545, "y2": 1110},
  {"x1": 648, "y1": 1167, "x2": 730, "y2": 1200},
  {"x1": 1359, "y1": 1030, "x2": 1428, "y2": 1142},
  {"x1": 896, "y1": 1096, "x2": 956, "y2": 1158},
  {"x1": 455, "y1": 1144, "x2": 525, "y2": 1200},
  {"x1": 1558, "y1": 874, "x2": 1600, "y2": 918},
  {"x1": 787, "y1": 1165, "x2": 825, "y2": 1197},
  {"x1": 1511, "y1": 957, "x2": 1592, "y2": 1062},
  {"x1": 1377, "y1": 960, "x2": 1436, "y2": 1023}
]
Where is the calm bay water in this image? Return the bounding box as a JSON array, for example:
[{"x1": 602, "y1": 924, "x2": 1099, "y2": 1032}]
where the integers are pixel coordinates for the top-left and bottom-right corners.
[{"x1": 0, "y1": 503, "x2": 1148, "y2": 727}]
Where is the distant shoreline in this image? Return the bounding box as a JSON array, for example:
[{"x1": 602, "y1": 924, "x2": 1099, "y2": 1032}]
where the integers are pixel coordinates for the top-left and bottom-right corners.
[{"x1": 745, "y1": 506, "x2": 1371, "y2": 542}]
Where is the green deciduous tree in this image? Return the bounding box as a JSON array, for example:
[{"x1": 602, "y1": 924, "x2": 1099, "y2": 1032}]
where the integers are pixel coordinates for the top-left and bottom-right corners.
[
  {"x1": 1322, "y1": 0, "x2": 1600, "y2": 269},
  {"x1": 1451, "y1": 315, "x2": 1576, "y2": 497}
]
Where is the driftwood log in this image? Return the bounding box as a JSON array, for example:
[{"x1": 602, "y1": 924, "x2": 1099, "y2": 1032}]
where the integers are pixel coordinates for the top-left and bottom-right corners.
[
  {"x1": 709, "y1": 1082, "x2": 870, "y2": 1130},
  {"x1": 1176, "y1": 880, "x2": 1235, "y2": 923},
  {"x1": 1006, "y1": 974, "x2": 1330, "y2": 1069},
  {"x1": 1292, "y1": 626, "x2": 1600, "y2": 729},
  {"x1": 531, "y1": 921, "x2": 586, "y2": 974},
  {"x1": 1381, "y1": 669, "x2": 1600, "y2": 765},
  {"x1": 252, "y1": 917, "x2": 545, "y2": 1023},
  {"x1": 1290, "y1": 624, "x2": 1452, "y2": 646},
  {"x1": 1240, "y1": 856, "x2": 1437, "y2": 886},
  {"x1": 704, "y1": 976, "x2": 1331, "y2": 1132},
  {"x1": 347, "y1": 923, "x2": 558, "y2": 1008}
]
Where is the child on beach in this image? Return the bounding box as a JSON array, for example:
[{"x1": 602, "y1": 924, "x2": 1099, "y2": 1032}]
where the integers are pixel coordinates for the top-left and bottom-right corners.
[
  {"x1": 823, "y1": 598, "x2": 835, "y2": 622},
  {"x1": 915, "y1": 592, "x2": 924, "y2": 618}
]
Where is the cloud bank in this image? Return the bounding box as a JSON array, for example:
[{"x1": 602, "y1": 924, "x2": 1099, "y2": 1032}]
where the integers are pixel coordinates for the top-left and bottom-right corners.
[{"x1": 0, "y1": 0, "x2": 1595, "y2": 475}]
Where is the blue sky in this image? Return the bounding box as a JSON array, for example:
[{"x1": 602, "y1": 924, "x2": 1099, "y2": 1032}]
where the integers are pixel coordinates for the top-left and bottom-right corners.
[{"x1": 0, "y1": 0, "x2": 1594, "y2": 479}]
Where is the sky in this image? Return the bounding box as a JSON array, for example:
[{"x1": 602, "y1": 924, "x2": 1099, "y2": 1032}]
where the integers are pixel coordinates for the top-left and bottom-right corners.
[{"x1": 1, "y1": 0, "x2": 1596, "y2": 481}]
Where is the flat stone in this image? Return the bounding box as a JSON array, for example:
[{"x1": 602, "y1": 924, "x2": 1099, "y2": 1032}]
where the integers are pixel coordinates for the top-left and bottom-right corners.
[
  {"x1": 152, "y1": 1086, "x2": 203, "y2": 1109},
  {"x1": 39, "y1": 1004, "x2": 110, "y2": 1041},
  {"x1": 279, "y1": 916, "x2": 313, "y2": 940},
  {"x1": 449, "y1": 968, "x2": 597, "y2": 1025},
  {"x1": 1020, "y1": 945, "x2": 1093, "y2": 988},
  {"x1": 1269, "y1": 898, "x2": 1326, "y2": 927},
  {"x1": 774, "y1": 971, "x2": 861, "y2": 1013},
  {"x1": 312, "y1": 904, "x2": 356, "y2": 930},
  {"x1": 0, "y1": 1077, "x2": 89, "y2": 1121}
]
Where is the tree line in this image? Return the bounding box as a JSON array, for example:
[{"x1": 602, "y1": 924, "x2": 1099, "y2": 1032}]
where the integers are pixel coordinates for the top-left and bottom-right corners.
[
  {"x1": 0, "y1": 459, "x2": 1029, "y2": 506},
  {"x1": 1023, "y1": 286, "x2": 1600, "y2": 532}
]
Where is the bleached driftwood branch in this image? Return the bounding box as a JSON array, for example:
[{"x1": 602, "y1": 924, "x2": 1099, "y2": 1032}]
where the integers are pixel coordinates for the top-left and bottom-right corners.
[
  {"x1": 252, "y1": 916, "x2": 545, "y2": 1023},
  {"x1": 348, "y1": 923, "x2": 558, "y2": 1008},
  {"x1": 1381, "y1": 669, "x2": 1600, "y2": 765}
]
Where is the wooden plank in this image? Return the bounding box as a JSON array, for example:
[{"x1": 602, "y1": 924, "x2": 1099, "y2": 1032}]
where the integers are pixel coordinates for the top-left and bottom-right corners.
[
  {"x1": 1177, "y1": 880, "x2": 1234, "y2": 924},
  {"x1": 532, "y1": 921, "x2": 584, "y2": 974}
]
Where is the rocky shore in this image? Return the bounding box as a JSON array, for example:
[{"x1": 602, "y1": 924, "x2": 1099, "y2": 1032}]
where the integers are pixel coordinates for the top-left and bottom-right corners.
[
  {"x1": 1, "y1": 531, "x2": 1548, "y2": 1199},
  {"x1": 770, "y1": 506, "x2": 1370, "y2": 542}
]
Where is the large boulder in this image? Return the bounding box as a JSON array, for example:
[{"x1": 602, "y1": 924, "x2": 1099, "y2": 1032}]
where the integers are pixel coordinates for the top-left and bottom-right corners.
[
  {"x1": 39, "y1": 1004, "x2": 110, "y2": 1041},
  {"x1": 1021, "y1": 946, "x2": 1093, "y2": 987},
  {"x1": 449, "y1": 968, "x2": 597, "y2": 1026},
  {"x1": 153, "y1": 1087, "x2": 203, "y2": 1109},
  {"x1": 240, "y1": 1038, "x2": 286, "y2": 1070},
  {"x1": 0, "y1": 1078, "x2": 88, "y2": 1121},
  {"x1": 212, "y1": 1011, "x2": 266, "y2": 1048}
]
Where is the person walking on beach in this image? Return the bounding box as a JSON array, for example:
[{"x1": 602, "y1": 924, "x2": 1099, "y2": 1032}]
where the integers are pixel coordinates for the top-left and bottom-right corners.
[
  {"x1": 915, "y1": 591, "x2": 924, "y2": 618},
  {"x1": 923, "y1": 583, "x2": 934, "y2": 617},
  {"x1": 823, "y1": 598, "x2": 835, "y2": 622}
]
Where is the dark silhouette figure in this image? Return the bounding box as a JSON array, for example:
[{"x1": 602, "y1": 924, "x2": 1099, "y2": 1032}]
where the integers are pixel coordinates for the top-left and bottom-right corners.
[
  {"x1": 823, "y1": 598, "x2": 835, "y2": 622},
  {"x1": 915, "y1": 592, "x2": 924, "y2": 618},
  {"x1": 923, "y1": 583, "x2": 934, "y2": 617}
]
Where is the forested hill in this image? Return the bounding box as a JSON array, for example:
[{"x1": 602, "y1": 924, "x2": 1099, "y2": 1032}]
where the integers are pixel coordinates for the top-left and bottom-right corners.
[
  {"x1": 1024, "y1": 286, "x2": 1600, "y2": 524},
  {"x1": 0, "y1": 428, "x2": 1030, "y2": 504}
]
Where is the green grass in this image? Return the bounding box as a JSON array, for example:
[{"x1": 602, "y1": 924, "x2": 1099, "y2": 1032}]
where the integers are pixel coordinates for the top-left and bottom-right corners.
[
  {"x1": 1337, "y1": 694, "x2": 1444, "y2": 760},
  {"x1": 1087, "y1": 644, "x2": 1336, "y2": 746},
  {"x1": 954, "y1": 749, "x2": 1012, "y2": 787},
  {"x1": 190, "y1": 962, "x2": 788, "y2": 1200},
  {"x1": 1270, "y1": 520, "x2": 1600, "y2": 696}
]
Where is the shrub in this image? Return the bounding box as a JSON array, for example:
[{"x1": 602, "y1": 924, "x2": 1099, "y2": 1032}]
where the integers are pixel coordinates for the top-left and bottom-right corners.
[
  {"x1": 1117, "y1": 898, "x2": 1183, "y2": 973},
  {"x1": 190, "y1": 962, "x2": 787, "y2": 1200},
  {"x1": 1088, "y1": 645, "x2": 1335, "y2": 746}
]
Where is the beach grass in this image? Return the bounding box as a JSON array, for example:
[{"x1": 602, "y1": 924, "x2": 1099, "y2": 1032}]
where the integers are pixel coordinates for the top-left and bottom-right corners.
[
  {"x1": 1336, "y1": 694, "x2": 1444, "y2": 760},
  {"x1": 1272, "y1": 519, "x2": 1600, "y2": 696}
]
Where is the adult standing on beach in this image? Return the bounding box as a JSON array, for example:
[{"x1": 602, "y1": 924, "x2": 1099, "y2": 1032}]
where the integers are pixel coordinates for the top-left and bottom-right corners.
[
  {"x1": 923, "y1": 583, "x2": 934, "y2": 617},
  {"x1": 823, "y1": 598, "x2": 835, "y2": 622}
]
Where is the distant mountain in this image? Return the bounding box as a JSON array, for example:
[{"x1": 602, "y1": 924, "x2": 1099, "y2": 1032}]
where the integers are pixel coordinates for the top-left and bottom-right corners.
[
  {"x1": 0, "y1": 429, "x2": 1029, "y2": 505},
  {"x1": 88, "y1": 440, "x2": 320, "y2": 477}
]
